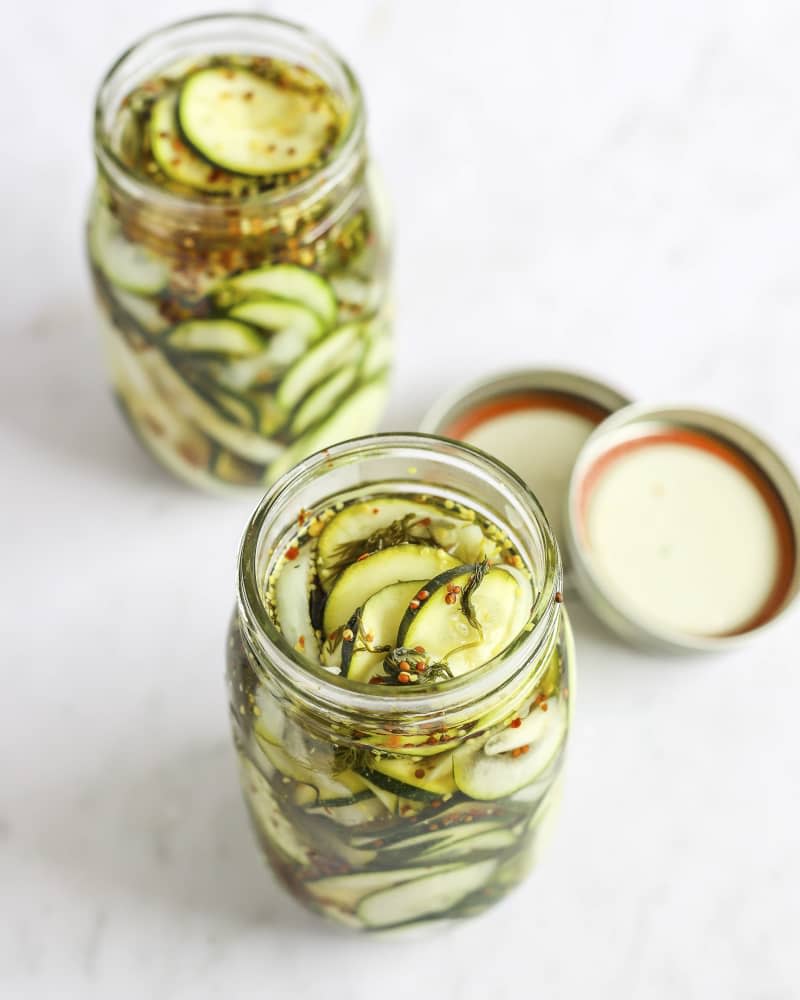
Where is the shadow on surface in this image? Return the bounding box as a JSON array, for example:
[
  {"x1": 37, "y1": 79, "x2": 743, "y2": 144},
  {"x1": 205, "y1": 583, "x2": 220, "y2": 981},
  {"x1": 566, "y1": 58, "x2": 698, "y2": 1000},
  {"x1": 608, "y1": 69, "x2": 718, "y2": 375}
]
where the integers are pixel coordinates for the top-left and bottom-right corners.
[
  {"x1": 25, "y1": 740, "x2": 324, "y2": 935},
  {"x1": 0, "y1": 294, "x2": 185, "y2": 492}
]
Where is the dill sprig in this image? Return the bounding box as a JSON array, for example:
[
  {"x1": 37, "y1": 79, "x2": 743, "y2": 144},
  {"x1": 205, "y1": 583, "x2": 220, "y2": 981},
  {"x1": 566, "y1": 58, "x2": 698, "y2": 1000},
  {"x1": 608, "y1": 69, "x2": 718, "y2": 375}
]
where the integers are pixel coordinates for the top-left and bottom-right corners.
[
  {"x1": 326, "y1": 514, "x2": 432, "y2": 576},
  {"x1": 375, "y1": 647, "x2": 453, "y2": 686},
  {"x1": 460, "y1": 558, "x2": 489, "y2": 635}
]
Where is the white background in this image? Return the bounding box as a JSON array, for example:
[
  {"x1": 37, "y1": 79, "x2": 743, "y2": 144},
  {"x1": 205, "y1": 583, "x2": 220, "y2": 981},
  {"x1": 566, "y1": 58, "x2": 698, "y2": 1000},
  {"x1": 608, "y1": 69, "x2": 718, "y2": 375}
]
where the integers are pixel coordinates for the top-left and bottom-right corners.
[{"x1": 3, "y1": 1, "x2": 800, "y2": 997}]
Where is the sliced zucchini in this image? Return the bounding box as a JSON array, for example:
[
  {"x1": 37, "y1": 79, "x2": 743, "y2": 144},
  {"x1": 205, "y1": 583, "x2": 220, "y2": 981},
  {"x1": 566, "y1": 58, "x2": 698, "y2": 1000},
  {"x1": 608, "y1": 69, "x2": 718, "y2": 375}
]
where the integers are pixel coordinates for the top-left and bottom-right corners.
[
  {"x1": 306, "y1": 794, "x2": 388, "y2": 827},
  {"x1": 255, "y1": 737, "x2": 369, "y2": 803},
  {"x1": 114, "y1": 288, "x2": 169, "y2": 336},
  {"x1": 343, "y1": 580, "x2": 425, "y2": 682},
  {"x1": 453, "y1": 701, "x2": 566, "y2": 801},
  {"x1": 221, "y1": 265, "x2": 337, "y2": 328},
  {"x1": 274, "y1": 541, "x2": 320, "y2": 662},
  {"x1": 360, "y1": 777, "x2": 399, "y2": 815},
  {"x1": 267, "y1": 377, "x2": 389, "y2": 484},
  {"x1": 317, "y1": 497, "x2": 443, "y2": 587},
  {"x1": 361, "y1": 331, "x2": 392, "y2": 380},
  {"x1": 399, "y1": 566, "x2": 521, "y2": 677},
  {"x1": 217, "y1": 335, "x2": 305, "y2": 391},
  {"x1": 305, "y1": 865, "x2": 453, "y2": 913},
  {"x1": 329, "y1": 272, "x2": 379, "y2": 319},
  {"x1": 418, "y1": 824, "x2": 516, "y2": 860},
  {"x1": 239, "y1": 758, "x2": 311, "y2": 866},
  {"x1": 362, "y1": 751, "x2": 457, "y2": 802},
  {"x1": 137, "y1": 348, "x2": 283, "y2": 464},
  {"x1": 357, "y1": 859, "x2": 496, "y2": 929},
  {"x1": 322, "y1": 544, "x2": 459, "y2": 635},
  {"x1": 163, "y1": 319, "x2": 264, "y2": 357},
  {"x1": 229, "y1": 298, "x2": 324, "y2": 341},
  {"x1": 290, "y1": 364, "x2": 358, "y2": 436},
  {"x1": 149, "y1": 90, "x2": 241, "y2": 193},
  {"x1": 178, "y1": 66, "x2": 338, "y2": 175},
  {"x1": 276, "y1": 323, "x2": 365, "y2": 412},
  {"x1": 89, "y1": 201, "x2": 168, "y2": 295}
]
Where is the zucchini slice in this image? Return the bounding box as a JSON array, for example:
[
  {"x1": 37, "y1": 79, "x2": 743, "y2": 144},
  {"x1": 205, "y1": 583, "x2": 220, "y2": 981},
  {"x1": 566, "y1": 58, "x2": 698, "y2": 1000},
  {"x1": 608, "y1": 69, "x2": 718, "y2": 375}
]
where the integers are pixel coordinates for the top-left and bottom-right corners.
[
  {"x1": 137, "y1": 348, "x2": 284, "y2": 464},
  {"x1": 229, "y1": 298, "x2": 324, "y2": 341},
  {"x1": 210, "y1": 446, "x2": 264, "y2": 487},
  {"x1": 178, "y1": 66, "x2": 338, "y2": 175},
  {"x1": 163, "y1": 319, "x2": 264, "y2": 357},
  {"x1": 317, "y1": 497, "x2": 443, "y2": 587},
  {"x1": 362, "y1": 751, "x2": 457, "y2": 801},
  {"x1": 273, "y1": 541, "x2": 320, "y2": 662},
  {"x1": 453, "y1": 701, "x2": 567, "y2": 801},
  {"x1": 114, "y1": 289, "x2": 169, "y2": 336},
  {"x1": 306, "y1": 795, "x2": 388, "y2": 828},
  {"x1": 290, "y1": 364, "x2": 358, "y2": 436},
  {"x1": 222, "y1": 265, "x2": 337, "y2": 328},
  {"x1": 399, "y1": 566, "x2": 521, "y2": 677},
  {"x1": 343, "y1": 580, "x2": 425, "y2": 682},
  {"x1": 322, "y1": 544, "x2": 459, "y2": 635},
  {"x1": 357, "y1": 859, "x2": 496, "y2": 929},
  {"x1": 254, "y1": 737, "x2": 369, "y2": 803},
  {"x1": 418, "y1": 824, "x2": 516, "y2": 860},
  {"x1": 267, "y1": 376, "x2": 389, "y2": 484},
  {"x1": 276, "y1": 323, "x2": 365, "y2": 412},
  {"x1": 238, "y1": 758, "x2": 311, "y2": 866},
  {"x1": 149, "y1": 90, "x2": 242, "y2": 193},
  {"x1": 89, "y1": 201, "x2": 168, "y2": 295},
  {"x1": 305, "y1": 865, "x2": 453, "y2": 913}
]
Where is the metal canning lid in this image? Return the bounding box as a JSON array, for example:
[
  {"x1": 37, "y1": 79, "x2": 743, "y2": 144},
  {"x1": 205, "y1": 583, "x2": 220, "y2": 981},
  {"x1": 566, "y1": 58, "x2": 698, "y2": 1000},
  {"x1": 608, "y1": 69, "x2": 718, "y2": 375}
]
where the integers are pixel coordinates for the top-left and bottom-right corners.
[
  {"x1": 565, "y1": 404, "x2": 800, "y2": 652},
  {"x1": 420, "y1": 369, "x2": 632, "y2": 561}
]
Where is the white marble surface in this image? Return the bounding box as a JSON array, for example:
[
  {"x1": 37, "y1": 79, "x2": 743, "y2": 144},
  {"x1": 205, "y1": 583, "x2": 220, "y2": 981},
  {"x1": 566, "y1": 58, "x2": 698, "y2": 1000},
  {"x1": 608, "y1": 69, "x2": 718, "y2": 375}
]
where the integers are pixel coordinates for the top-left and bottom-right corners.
[{"x1": 3, "y1": 1, "x2": 800, "y2": 997}]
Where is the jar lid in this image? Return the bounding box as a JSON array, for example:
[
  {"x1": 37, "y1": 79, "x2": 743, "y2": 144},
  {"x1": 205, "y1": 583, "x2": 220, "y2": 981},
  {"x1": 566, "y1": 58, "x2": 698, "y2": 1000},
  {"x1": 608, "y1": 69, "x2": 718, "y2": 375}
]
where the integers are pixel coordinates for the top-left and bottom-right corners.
[
  {"x1": 565, "y1": 404, "x2": 800, "y2": 652},
  {"x1": 419, "y1": 369, "x2": 631, "y2": 561}
]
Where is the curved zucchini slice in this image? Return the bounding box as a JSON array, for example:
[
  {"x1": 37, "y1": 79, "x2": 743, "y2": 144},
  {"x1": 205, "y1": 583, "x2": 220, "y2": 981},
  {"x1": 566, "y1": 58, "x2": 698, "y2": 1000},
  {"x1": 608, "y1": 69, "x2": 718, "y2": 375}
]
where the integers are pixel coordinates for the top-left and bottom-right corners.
[
  {"x1": 222, "y1": 265, "x2": 337, "y2": 328},
  {"x1": 343, "y1": 580, "x2": 425, "y2": 682},
  {"x1": 210, "y1": 446, "x2": 264, "y2": 487},
  {"x1": 306, "y1": 795, "x2": 388, "y2": 827},
  {"x1": 89, "y1": 201, "x2": 168, "y2": 295},
  {"x1": 317, "y1": 497, "x2": 443, "y2": 587},
  {"x1": 178, "y1": 66, "x2": 338, "y2": 175},
  {"x1": 149, "y1": 90, "x2": 242, "y2": 193},
  {"x1": 417, "y1": 823, "x2": 516, "y2": 860},
  {"x1": 453, "y1": 700, "x2": 566, "y2": 801},
  {"x1": 357, "y1": 859, "x2": 496, "y2": 929},
  {"x1": 229, "y1": 298, "x2": 324, "y2": 341},
  {"x1": 399, "y1": 566, "x2": 521, "y2": 677},
  {"x1": 163, "y1": 319, "x2": 264, "y2": 357},
  {"x1": 114, "y1": 289, "x2": 169, "y2": 336},
  {"x1": 276, "y1": 323, "x2": 365, "y2": 412},
  {"x1": 361, "y1": 750, "x2": 456, "y2": 802},
  {"x1": 136, "y1": 347, "x2": 283, "y2": 464},
  {"x1": 305, "y1": 865, "x2": 453, "y2": 913},
  {"x1": 273, "y1": 541, "x2": 320, "y2": 662},
  {"x1": 267, "y1": 377, "x2": 389, "y2": 484},
  {"x1": 322, "y1": 544, "x2": 459, "y2": 635},
  {"x1": 290, "y1": 364, "x2": 358, "y2": 436},
  {"x1": 239, "y1": 758, "x2": 311, "y2": 866}
]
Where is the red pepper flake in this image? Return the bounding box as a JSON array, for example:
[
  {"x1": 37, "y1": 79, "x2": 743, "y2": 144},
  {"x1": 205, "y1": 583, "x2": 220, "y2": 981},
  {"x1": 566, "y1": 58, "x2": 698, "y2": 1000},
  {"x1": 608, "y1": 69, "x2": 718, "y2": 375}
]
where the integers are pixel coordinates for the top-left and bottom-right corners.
[
  {"x1": 296, "y1": 636, "x2": 305, "y2": 650},
  {"x1": 398, "y1": 660, "x2": 411, "y2": 671},
  {"x1": 419, "y1": 517, "x2": 431, "y2": 526},
  {"x1": 511, "y1": 747, "x2": 523, "y2": 759},
  {"x1": 521, "y1": 744, "x2": 530, "y2": 754},
  {"x1": 371, "y1": 507, "x2": 380, "y2": 514},
  {"x1": 541, "y1": 701, "x2": 549, "y2": 712},
  {"x1": 387, "y1": 734, "x2": 402, "y2": 747},
  {"x1": 444, "y1": 593, "x2": 457, "y2": 605},
  {"x1": 397, "y1": 671, "x2": 411, "y2": 684},
  {"x1": 415, "y1": 662, "x2": 426, "y2": 673},
  {"x1": 414, "y1": 769, "x2": 425, "y2": 779},
  {"x1": 555, "y1": 590, "x2": 564, "y2": 603},
  {"x1": 297, "y1": 508, "x2": 308, "y2": 526},
  {"x1": 357, "y1": 553, "x2": 370, "y2": 562},
  {"x1": 425, "y1": 735, "x2": 438, "y2": 745},
  {"x1": 417, "y1": 589, "x2": 430, "y2": 601},
  {"x1": 409, "y1": 599, "x2": 420, "y2": 610},
  {"x1": 414, "y1": 645, "x2": 426, "y2": 654},
  {"x1": 510, "y1": 718, "x2": 522, "y2": 729},
  {"x1": 368, "y1": 676, "x2": 384, "y2": 685},
  {"x1": 285, "y1": 545, "x2": 300, "y2": 561}
]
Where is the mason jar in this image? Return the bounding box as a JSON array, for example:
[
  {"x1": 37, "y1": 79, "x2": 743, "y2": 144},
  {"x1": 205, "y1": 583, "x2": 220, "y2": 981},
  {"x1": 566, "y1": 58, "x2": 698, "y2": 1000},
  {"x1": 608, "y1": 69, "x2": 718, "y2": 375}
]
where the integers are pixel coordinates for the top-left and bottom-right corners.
[
  {"x1": 227, "y1": 434, "x2": 575, "y2": 930},
  {"x1": 88, "y1": 13, "x2": 392, "y2": 491}
]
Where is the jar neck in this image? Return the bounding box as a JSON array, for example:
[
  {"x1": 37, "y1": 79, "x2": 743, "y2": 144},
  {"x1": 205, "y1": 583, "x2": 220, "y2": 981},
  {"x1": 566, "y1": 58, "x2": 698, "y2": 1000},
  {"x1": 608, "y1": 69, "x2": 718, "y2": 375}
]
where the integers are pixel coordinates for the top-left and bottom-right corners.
[
  {"x1": 236, "y1": 434, "x2": 564, "y2": 735},
  {"x1": 93, "y1": 12, "x2": 367, "y2": 252}
]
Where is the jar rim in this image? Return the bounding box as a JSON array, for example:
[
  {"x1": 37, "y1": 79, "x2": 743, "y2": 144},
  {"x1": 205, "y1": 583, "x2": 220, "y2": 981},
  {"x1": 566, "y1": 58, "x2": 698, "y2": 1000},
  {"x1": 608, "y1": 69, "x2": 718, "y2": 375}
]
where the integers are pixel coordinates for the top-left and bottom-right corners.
[
  {"x1": 237, "y1": 433, "x2": 564, "y2": 723},
  {"x1": 93, "y1": 11, "x2": 366, "y2": 214}
]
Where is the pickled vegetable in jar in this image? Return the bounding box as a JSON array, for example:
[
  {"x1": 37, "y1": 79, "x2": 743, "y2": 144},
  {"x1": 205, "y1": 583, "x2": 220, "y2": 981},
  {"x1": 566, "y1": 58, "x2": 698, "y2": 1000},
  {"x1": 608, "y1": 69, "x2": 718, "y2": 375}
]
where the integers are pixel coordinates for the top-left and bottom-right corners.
[
  {"x1": 229, "y1": 435, "x2": 574, "y2": 930},
  {"x1": 88, "y1": 13, "x2": 392, "y2": 491}
]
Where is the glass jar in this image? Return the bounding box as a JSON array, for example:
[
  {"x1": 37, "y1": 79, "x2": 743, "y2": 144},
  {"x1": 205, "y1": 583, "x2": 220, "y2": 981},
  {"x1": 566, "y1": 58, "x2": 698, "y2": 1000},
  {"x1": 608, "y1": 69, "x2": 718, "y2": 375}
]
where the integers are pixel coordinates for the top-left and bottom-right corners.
[
  {"x1": 88, "y1": 13, "x2": 392, "y2": 491},
  {"x1": 227, "y1": 434, "x2": 575, "y2": 930}
]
